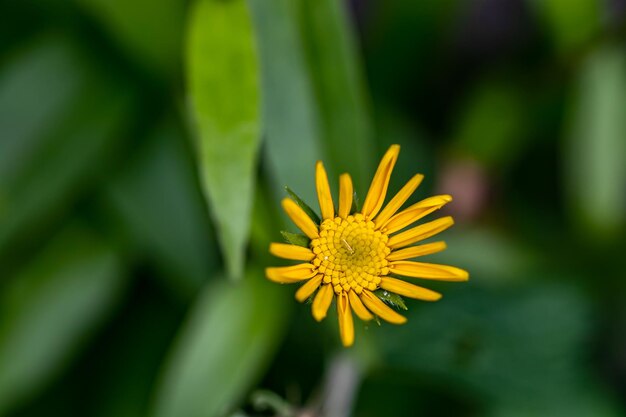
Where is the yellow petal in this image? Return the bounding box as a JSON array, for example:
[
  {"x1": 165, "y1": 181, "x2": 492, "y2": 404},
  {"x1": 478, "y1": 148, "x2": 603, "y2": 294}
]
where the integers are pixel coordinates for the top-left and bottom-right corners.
[
  {"x1": 312, "y1": 284, "x2": 334, "y2": 321},
  {"x1": 269, "y1": 243, "x2": 315, "y2": 261},
  {"x1": 348, "y1": 290, "x2": 373, "y2": 321},
  {"x1": 388, "y1": 216, "x2": 454, "y2": 249},
  {"x1": 282, "y1": 198, "x2": 319, "y2": 239},
  {"x1": 338, "y1": 173, "x2": 353, "y2": 219},
  {"x1": 360, "y1": 289, "x2": 407, "y2": 324},
  {"x1": 337, "y1": 292, "x2": 355, "y2": 347},
  {"x1": 361, "y1": 145, "x2": 400, "y2": 219},
  {"x1": 389, "y1": 261, "x2": 469, "y2": 281},
  {"x1": 316, "y1": 161, "x2": 335, "y2": 220},
  {"x1": 386, "y1": 241, "x2": 447, "y2": 261},
  {"x1": 295, "y1": 274, "x2": 323, "y2": 302},
  {"x1": 380, "y1": 277, "x2": 441, "y2": 301},
  {"x1": 382, "y1": 195, "x2": 452, "y2": 234},
  {"x1": 374, "y1": 173, "x2": 424, "y2": 229},
  {"x1": 265, "y1": 264, "x2": 317, "y2": 283}
]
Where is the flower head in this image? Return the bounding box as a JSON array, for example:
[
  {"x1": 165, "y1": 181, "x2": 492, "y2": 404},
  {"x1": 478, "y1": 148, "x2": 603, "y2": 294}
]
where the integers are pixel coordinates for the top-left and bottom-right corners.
[{"x1": 266, "y1": 145, "x2": 468, "y2": 347}]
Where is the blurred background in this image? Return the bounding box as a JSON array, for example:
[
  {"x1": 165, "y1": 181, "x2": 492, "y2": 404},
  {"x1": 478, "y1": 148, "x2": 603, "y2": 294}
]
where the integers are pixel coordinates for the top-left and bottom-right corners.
[{"x1": 1, "y1": 0, "x2": 626, "y2": 416}]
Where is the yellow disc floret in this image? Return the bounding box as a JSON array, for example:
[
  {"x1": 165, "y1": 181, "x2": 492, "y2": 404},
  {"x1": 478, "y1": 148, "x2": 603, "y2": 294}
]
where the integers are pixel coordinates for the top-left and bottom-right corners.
[{"x1": 311, "y1": 213, "x2": 391, "y2": 295}]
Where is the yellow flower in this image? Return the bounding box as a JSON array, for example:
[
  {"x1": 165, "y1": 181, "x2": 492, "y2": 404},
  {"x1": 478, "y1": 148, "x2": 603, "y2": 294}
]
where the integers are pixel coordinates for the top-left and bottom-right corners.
[{"x1": 266, "y1": 145, "x2": 468, "y2": 347}]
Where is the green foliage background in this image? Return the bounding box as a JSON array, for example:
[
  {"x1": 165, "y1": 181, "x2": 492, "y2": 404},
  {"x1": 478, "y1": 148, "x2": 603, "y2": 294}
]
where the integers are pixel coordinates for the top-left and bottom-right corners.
[{"x1": 1, "y1": 0, "x2": 625, "y2": 416}]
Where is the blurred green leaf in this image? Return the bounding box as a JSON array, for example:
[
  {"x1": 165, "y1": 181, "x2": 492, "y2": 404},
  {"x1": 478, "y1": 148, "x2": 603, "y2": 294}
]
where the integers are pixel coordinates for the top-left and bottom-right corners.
[
  {"x1": 375, "y1": 108, "x2": 433, "y2": 192},
  {"x1": 564, "y1": 44, "x2": 626, "y2": 239},
  {"x1": 428, "y1": 228, "x2": 536, "y2": 286},
  {"x1": 76, "y1": 0, "x2": 186, "y2": 77},
  {"x1": 298, "y1": 0, "x2": 374, "y2": 192},
  {"x1": 0, "y1": 226, "x2": 126, "y2": 415},
  {"x1": 104, "y1": 119, "x2": 217, "y2": 298},
  {"x1": 151, "y1": 271, "x2": 288, "y2": 417},
  {"x1": 452, "y1": 79, "x2": 528, "y2": 170},
  {"x1": 0, "y1": 35, "x2": 136, "y2": 266},
  {"x1": 0, "y1": 36, "x2": 86, "y2": 187},
  {"x1": 376, "y1": 283, "x2": 621, "y2": 415},
  {"x1": 360, "y1": 1, "x2": 457, "y2": 101},
  {"x1": 529, "y1": 0, "x2": 601, "y2": 52},
  {"x1": 186, "y1": 0, "x2": 261, "y2": 280},
  {"x1": 249, "y1": 180, "x2": 282, "y2": 259},
  {"x1": 487, "y1": 382, "x2": 622, "y2": 417},
  {"x1": 251, "y1": 0, "x2": 375, "y2": 207},
  {"x1": 89, "y1": 282, "x2": 186, "y2": 417},
  {"x1": 248, "y1": 0, "x2": 324, "y2": 204}
]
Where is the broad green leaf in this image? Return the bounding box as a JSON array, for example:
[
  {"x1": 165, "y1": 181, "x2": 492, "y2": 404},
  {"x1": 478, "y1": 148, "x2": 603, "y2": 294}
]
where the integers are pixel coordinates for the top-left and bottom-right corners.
[
  {"x1": 0, "y1": 35, "x2": 136, "y2": 268},
  {"x1": 0, "y1": 226, "x2": 126, "y2": 415},
  {"x1": 151, "y1": 271, "x2": 288, "y2": 417},
  {"x1": 564, "y1": 45, "x2": 626, "y2": 239},
  {"x1": 250, "y1": 0, "x2": 374, "y2": 204},
  {"x1": 89, "y1": 282, "x2": 187, "y2": 417},
  {"x1": 248, "y1": 0, "x2": 324, "y2": 204},
  {"x1": 104, "y1": 119, "x2": 218, "y2": 298},
  {"x1": 375, "y1": 282, "x2": 621, "y2": 415},
  {"x1": 297, "y1": 0, "x2": 374, "y2": 192},
  {"x1": 75, "y1": 0, "x2": 186, "y2": 77},
  {"x1": 428, "y1": 228, "x2": 536, "y2": 285},
  {"x1": 0, "y1": 89, "x2": 134, "y2": 264},
  {"x1": 186, "y1": 0, "x2": 261, "y2": 280},
  {"x1": 0, "y1": 36, "x2": 86, "y2": 187}
]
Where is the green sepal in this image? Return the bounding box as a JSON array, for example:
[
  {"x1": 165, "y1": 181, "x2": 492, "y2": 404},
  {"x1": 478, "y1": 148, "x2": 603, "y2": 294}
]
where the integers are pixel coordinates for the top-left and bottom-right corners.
[
  {"x1": 305, "y1": 290, "x2": 317, "y2": 305},
  {"x1": 374, "y1": 289, "x2": 408, "y2": 311},
  {"x1": 280, "y1": 231, "x2": 310, "y2": 248},
  {"x1": 285, "y1": 186, "x2": 321, "y2": 224}
]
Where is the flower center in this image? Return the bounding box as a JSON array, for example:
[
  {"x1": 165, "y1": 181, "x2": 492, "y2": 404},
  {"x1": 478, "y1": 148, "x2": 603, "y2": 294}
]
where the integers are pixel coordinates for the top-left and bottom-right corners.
[{"x1": 311, "y1": 213, "x2": 391, "y2": 295}]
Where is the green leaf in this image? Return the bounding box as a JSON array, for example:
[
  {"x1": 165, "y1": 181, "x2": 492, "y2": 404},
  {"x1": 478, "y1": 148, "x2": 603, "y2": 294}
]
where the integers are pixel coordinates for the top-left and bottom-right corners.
[
  {"x1": 250, "y1": 0, "x2": 375, "y2": 207},
  {"x1": 375, "y1": 283, "x2": 622, "y2": 415},
  {"x1": 0, "y1": 34, "x2": 136, "y2": 267},
  {"x1": 103, "y1": 119, "x2": 218, "y2": 298},
  {"x1": 374, "y1": 289, "x2": 407, "y2": 311},
  {"x1": 564, "y1": 44, "x2": 626, "y2": 239},
  {"x1": 297, "y1": 0, "x2": 374, "y2": 192},
  {"x1": 280, "y1": 231, "x2": 310, "y2": 248},
  {"x1": 186, "y1": 0, "x2": 261, "y2": 280},
  {"x1": 529, "y1": 0, "x2": 600, "y2": 52},
  {"x1": 88, "y1": 285, "x2": 186, "y2": 417},
  {"x1": 427, "y1": 228, "x2": 535, "y2": 286},
  {"x1": 248, "y1": 0, "x2": 324, "y2": 204},
  {"x1": 150, "y1": 271, "x2": 288, "y2": 417},
  {"x1": 0, "y1": 226, "x2": 126, "y2": 414},
  {"x1": 451, "y1": 79, "x2": 528, "y2": 170},
  {"x1": 285, "y1": 186, "x2": 320, "y2": 224},
  {"x1": 0, "y1": 36, "x2": 86, "y2": 186},
  {"x1": 76, "y1": 0, "x2": 186, "y2": 77}
]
